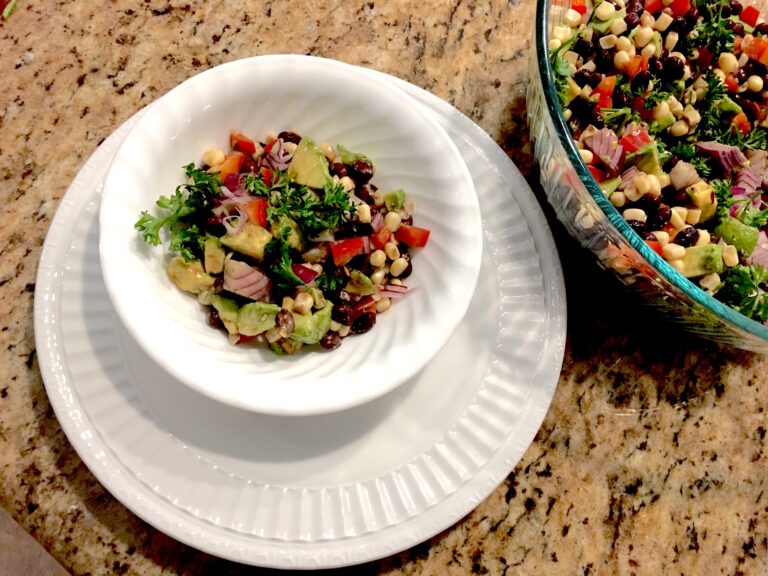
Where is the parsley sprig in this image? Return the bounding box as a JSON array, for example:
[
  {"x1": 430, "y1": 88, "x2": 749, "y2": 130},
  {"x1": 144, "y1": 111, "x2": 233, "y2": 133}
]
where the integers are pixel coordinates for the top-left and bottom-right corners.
[
  {"x1": 718, "y1": 265, "x2": 768, "y2": 322},
  {"x1": 267, "y1": 179, "x2": 355, "y2": 238},
  {"x1": 134, "y1": 164, "x2": 221, "y2": 260}
]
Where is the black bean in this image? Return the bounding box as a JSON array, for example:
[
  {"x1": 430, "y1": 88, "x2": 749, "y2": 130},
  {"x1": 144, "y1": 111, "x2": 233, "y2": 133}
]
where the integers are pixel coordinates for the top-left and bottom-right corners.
[
  {"x1": 717, "y1": 4, "x2": 729, "y2": 18},
  {"x1": 731, "y1": 0, "x2": 743, "y2": 15},
  {"x1": 240, "y1": 156, "x2": 259, "y2": 174},
  {"x1": 727, "y1": 20, "x2": 745, "y2": 36},
  {"x1": 734, "y1": 95, "x2": 761, "y2": 121},
  {"x1": 649, "y1": 57, "x2": 664, "y2": 77},
  {"x1": 573, "y1": 68, "x2": 593, "y2": 87},
  {"x1": 398, "y1": 259, "x2": 413, "y2": 279},
  {"x1": 277, "y1": 131, "x2": 302, "y2": 144},
  {"x1": 638, "y1": 192, "x2": 662, "y2": 209},
  {"x1": 332, "y1": 303, "x2": 354, "y2": 326},
  {"x1": 663, "y1": 56, "x2": 685, "y2": 81},
  {"x1": 642, "y1": 231, "x2": 658, "y2": 242},
  {"x1": 756, "y1": 22, "x2": 768, "y2": 36},
  {"x1": 275, "y1": 309, "x2": 295, "y2": 338},
  {"x1": 573, "y1": 38, "x2": 595, "y2": 59},
  {"x1": 628, "y1": 0, "x2": 643, "y2": 15},
  {"x1": 625, "y1": 12, "x2": 641, "y2": 28},
  {"x1": 401, "y1": 215, "x2": 414, "y2": 226},
  {"x1": 595, "y1": 48, "x2": 615, "y2": 73},
  {"x1": 320, "y1": 331, "x2": 342, "y2": 350},
  {"x1": 670, "y1": 16, "x2": 687, "y2": 34},
  {"x1": 330, "y1": 162, "x2": 348, "y2": 178},
  {"x1": 351, "y1": 312, "x2": 376, "y2": 334},
  {"x1": 675, "y1": 226, "x2": 700, "y2": 247},
  {"x1": 631, "y1": 70, "x2": 652, "y2": 93},
  {"x1": 736, "y1": 68, "x2": 747, "y2": 84},
  {"x1": 207, "y1": 307, "x2": 222, "y2": 329},
  {"x1": 569, "y1": 97, "x2": 595, "y2": 123},
  {"x1": 335, "y1": 221, "x2": 373, "y2": 239},
  {"x1": 626, "y1": 219, "x2": 648, "y2": 236},
  {"x1": 347, "y1": 158, "x2": 375, "y2": 184},
  {"x1": 614, "y1": 91, "x2": 630, "y2": 108},
  {"x1": 358, "y1": 184, "x2": 375, "y2": 205},
  {"x1": 213, "y1": 278, "x2": 224, "y2": 293},
  {"x1": 590, "y1": 111, "x2": 605, "y2": 129},
  {"x1": 647, "y1": 204, "x2": 672, "y2": 230}
]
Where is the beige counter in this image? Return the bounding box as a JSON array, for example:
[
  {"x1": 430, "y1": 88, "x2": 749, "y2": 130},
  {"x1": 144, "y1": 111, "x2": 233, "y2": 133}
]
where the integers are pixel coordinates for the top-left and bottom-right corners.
[{"x1": 1, "y1": 1, "x2": 766, "y2": 574}]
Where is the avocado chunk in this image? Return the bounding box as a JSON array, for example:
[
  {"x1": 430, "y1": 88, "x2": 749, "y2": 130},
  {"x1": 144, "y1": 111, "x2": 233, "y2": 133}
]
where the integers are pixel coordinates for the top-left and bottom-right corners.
[
  {"x1": 714, "y1": 216, "x2": 759, "y2": 257},
  {"x1": 600, "y1": 176, "x2": 622, "y2": 195},
  {"x1": 204, "y1": 235, "x2": 226, "y2": 274},
  {"x1": 221, "y1": 221, "x2": 273, "y2": 261},
  {"x1": 590, "y1": 7, "x2": 626, "y2": 34},
  {"x1": 290, "y1": 303, "x2": 333, "y2": 345},
  {"x1": 384, "y1": 189, "x2": 406, "y2": 211},
  {"x1": 718, "y1": 95, "x2": 742, "y2": 116},
  {"x1": 211, "y1": 294, "x2": 239, "y2": 335},
  {"x1": 237, "y1": 302, "x2": 281, "y2": 336},
  {"x1": 681, "y1": 244, "x2": 725, "y2": 278},
  {"x1": 345, "y1": 270, "x2": 376, "y2": 295},
  {"x1": 288, "y1": 137, "x2": 331, "y2": 189},
  {"x1": 166, "y1": 256, "x2": 215, "y2": 294},
  {"x1": 685, "y1": 181, "x2": 718, "y2": 222},
  {"x1": 337, "y1": 144, "x2": 376, "y2": 174},
  {"x1": 625, "y1": 142, "x2": 664, "y2": 179},
  {"x1": 274, "y1": 215, "x2": 304, "y2": 251}
]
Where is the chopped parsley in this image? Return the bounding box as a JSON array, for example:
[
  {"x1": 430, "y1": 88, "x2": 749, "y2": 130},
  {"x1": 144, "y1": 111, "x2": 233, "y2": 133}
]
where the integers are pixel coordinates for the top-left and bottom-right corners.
[
  {"x1": 267, "y1": 178, "x2": 355, "y2": 238},
  {"x1": 263, "y1": 237, "x2": 304, "y2": 298},
  {"x1": 718, "y1": 264, "x2": 768, "y2": 322},
  {"x1": 601, "y1": 107, "x2": 642, "y2": 130},
  {"x1": 134, "y1": 164, "x2": 221, "y2": 261},
  {"x1": 550, "y1": 36, "x2": 577, "y2": 107}
]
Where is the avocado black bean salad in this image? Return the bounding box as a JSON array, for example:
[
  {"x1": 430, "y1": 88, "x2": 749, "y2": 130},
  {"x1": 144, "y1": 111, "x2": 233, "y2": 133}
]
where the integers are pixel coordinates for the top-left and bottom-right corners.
[
  {"x1": 551, "y1": 0, "x2": 768, "y2": 323},
  {"x1": 135, "y1": 130, "x2": 431, "y2": 354}
]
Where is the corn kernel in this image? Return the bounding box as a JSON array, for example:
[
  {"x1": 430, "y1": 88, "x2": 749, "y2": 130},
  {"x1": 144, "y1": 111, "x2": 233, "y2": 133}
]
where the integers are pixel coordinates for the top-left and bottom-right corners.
[
  {"x1": 723, "y1": 245, "x2": 739, "y2": 267},
  {"x1": 669, "y1": 259, "x2": 685, "y2": 274},
  {"x1": 564, "y1": 8, "x2": 582, "y2": 27},
  {"x1": 320, "y1": 142, "x2": 335, "y2": 159},
  {"x1": 641, "y1": 44, "x2": 657, "y2": 60},
  {"x1": 595, "y1": 1, "x2": 616, "y2": 21},
  {"x1": 748, "y1": 75, "x2": 764, "y2": 92},
  {"x1": 696, "y1": 229, "x2": 711, "y2": 246},
  {"x1": 375, "y1": 297, "x2": 392, "y2": 313},
  {"x1": 338, "y1": 325, "x2": 351, "y2": 338},
  {"x1": 713, "y1": 67, "x2": 727, "y2": 82},
  {"x1": 655, "y1": 12, "x2": 673, "y2": 31},
  {"x1": 599, "y1": 34, "x2": 618, "y2": 49},
  {"x1": 718, "y1": 52, "x2": 739, "y2": 75},
  {"x1": 371, "y1": 268, "x2": 386, "y2": 285},
  {"x1": 549, "y1": 38, "x2": 562, "y2": 50},
  {"x1": 670, "y1": 209, "x2": 686, "y2": 230},
  {"x1": 553, "y1": 25, "x2": 572, "y2": 43},
  {"x1": 623, "y1": 208, "x2": 647, "y2": 222},
  {"x1": 390, "y1": 258, "x2": 409, "y2": 277},
  {"x1": 665, "y1": 31, "x2": 679, "y2": 51},
  {"x1": 202, "y1": 148, "x2": 226, "y2": 167},
  {"x1": 653, "y1": 101, "x2": 671, "y2": 123},
  {"x1": 686, "y1": 208, "x2": 702, "y2": 225},
  {"x1": 669, "y1": 119, "x2": 690, "y2": 137},
  {"x1": 610, "y1": 191, "x2": 626, "y2": 208},
  {"x1": 610, "y1": 18, "x2": 628, "y2": 35},
  {"x1": 579, "y1": 148, "x2": 594, "y2": 164},
  {"x1": 634, "y1": 26, "x2": 654, "y2": 48},
  {"x1": 614, "y1": 50, "x2": 631, "y2": 70},
  {"x1": 370, "y1": 249, "x2": 386, "y2": 268},
  {"x1": 635, "y1": 173, "x2": 651, "y2": 195},
  {"x1": 663, "y1": 243, "x2": 686, "y2": 260},
  {"x1": 616, "y1": 36, "x2": 633, "y2": 53},
  {"x1": 293, "y1": 292, "x2": 314, "y2": 315},
  {"x1": 281, "y1": 296, "x2": 295, "y2": 312},
  {"x1": 668, "y1": 96, "x2": 684, "y2": 117},
  {"x1": 683, "y1": 104, "x2": 701, "y2": 126},
  {"x1": 652, "y1": 230, "x2": 670, "y2": 245},
  {"x1": 384, "y1": 211, "x2": 402, "y2": 232},
  {"x1": 700, "y1": 272, "x2": 721, "y2": 292},
  {"x1": 384, "y1": 241, "x2": 400, "y2": 261},
  {"x1": 356, "y1": 203, "x2": 372, "y2": 223},
  {"x1": 640, "y1": 11, "x2": 655, "y2": 27}
]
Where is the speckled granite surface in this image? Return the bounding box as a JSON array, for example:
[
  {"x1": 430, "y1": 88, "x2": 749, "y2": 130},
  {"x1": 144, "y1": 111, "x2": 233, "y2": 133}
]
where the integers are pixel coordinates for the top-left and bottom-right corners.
[{"x1": 1, "y1": 1, "x2": 767, "y2": 574}]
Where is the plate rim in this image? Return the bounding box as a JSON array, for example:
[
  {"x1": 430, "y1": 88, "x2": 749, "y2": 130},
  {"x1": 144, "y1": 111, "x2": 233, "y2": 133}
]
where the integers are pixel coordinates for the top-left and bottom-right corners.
[{"x1": 34, "y1": 68, "x2": 566, "y2": 569}]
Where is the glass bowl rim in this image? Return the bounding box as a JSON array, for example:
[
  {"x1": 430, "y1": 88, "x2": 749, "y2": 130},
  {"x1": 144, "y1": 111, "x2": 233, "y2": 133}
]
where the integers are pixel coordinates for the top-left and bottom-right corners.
[{"x1": 534, "y1": 0, "x2": 768, "y2": 342}]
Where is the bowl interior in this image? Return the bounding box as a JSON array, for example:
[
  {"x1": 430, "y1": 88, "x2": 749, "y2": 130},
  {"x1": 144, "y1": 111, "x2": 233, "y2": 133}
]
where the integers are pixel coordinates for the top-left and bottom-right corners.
[
  {"x1": 100, "y1": 55, "x2": 482, "y2": 415},
  {"x1": 535, "y1": 0, "x2": 768, "y2": 344}
]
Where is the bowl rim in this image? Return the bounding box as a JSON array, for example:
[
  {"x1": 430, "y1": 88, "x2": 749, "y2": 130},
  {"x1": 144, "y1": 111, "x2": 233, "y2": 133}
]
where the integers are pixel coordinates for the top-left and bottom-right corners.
[
  {"x1": 535, "y1": 0, "x2": 768, "y2": 342},
  {"x1": 98, "y1": 54, "x2": 483, "y2": 415}
]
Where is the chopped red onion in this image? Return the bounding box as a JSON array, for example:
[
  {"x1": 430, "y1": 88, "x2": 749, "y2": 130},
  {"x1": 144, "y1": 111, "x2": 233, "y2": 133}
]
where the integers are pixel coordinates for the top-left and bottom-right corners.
[
  {"x1": 371, "y1": 212, "x2": 384, "y2": 234},
  {"x1": 697, "y1": 141, "x2": 748, "y2": 172},
  {"x1": 747, "y1": 231, "x2": 768, "y2": 267},
  {"x1": 584, "y1": 128, "x2": 623, "y2": 171},
  {"x1": 263, "y1": 138, "x2": 292, "y2": 170},
  {"x1": 223, "y1": 255, "x2": 271, "y2": 301},
  {"x1": 619, "y1": 166, "x2": 638, "y2": 190},
  {"x1": 291, "y1": 264, "x2": 318, "y2": 284}
]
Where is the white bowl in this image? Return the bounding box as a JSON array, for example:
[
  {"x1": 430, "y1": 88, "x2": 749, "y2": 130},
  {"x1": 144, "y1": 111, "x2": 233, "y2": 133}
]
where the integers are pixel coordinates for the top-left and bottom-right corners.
[{"x1": 100, "y1": 55, "x2": 482, "y2": 415}]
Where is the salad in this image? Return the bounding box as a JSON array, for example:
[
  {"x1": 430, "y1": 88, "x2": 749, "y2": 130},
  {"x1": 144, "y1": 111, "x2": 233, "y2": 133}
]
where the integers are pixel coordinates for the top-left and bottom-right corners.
[
  {"x1": 135, "y1": 130, "x2": 430, "y2": 354},
  {"x1": 550, "y1": 0, "x2": 768, "y2": 323}
]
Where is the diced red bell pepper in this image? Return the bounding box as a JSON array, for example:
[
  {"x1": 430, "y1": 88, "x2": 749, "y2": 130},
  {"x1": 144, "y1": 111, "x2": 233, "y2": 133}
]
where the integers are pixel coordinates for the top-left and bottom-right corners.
[
  {"x1": 236, "y1": 334, "x2": 258, "y2": 345},
  {"x1": 644, "y1": 0, "x2": 661, "y2": 14},
  {"x1": 209, "y1": 153, "x2": 244, "y2": 180},
  {"x1": 259, "y1": 167, "x2": 276, "y2": 186},
  {"x1": 230, "y1": 131, "x2": 257, "y2": 156},
  {"x1": 732, "y1": 112, "x2": 752, "y2": 136},
  {"x1": 646, "y1": 240, "x2": 663, "y2": 257},
  {"x1": 624, "y1": 56, "x2": 648, "y2": 79},
  {"x1": 669, "y1": 0, "x2": 690, "y2": 17},
  {"x1": 371, "y1": 227, "x2": 392, "y2": 250},
  {"x1": 593, "y1": 75, "x2": 616, "y2": 98},
  {"x1": 725, "y1": 75, "x2": 740, "y2": 92},
  {"x1": 587, "y1": 165, "x2": 607, "y2": 182},
  {"x1": 759, "y1": 46, "x2": 768, "y2": 67},
  {"x1": 618, "y1": 127, "x2": 652, "y2": 154},
  {"x1": 571, "y1": 0, "x2": 587, "y2": 15},
  {"x1": 245, "y1": 198, "x2": 268, "y2": 228},
  {"x1": 394, "y1": 225, "x2": 431, "y2": 248},
  {"x1": 741, "y1": 5, "x2": 760, "y2": 27},
  {"x1": 330, "y1": 238, "x2": 366, "y2": 266}
]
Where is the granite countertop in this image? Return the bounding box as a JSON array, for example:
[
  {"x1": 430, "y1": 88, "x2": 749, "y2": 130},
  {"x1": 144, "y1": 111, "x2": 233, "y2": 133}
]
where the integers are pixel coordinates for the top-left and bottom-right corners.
[{"x1": 1, "y1": 1, "x2": 767, "y2": 574}]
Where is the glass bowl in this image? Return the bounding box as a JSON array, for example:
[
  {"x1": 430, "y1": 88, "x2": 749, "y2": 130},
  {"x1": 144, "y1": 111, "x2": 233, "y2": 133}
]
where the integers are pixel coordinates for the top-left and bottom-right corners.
[{"x1": 527, "y1": 0, "x2": 768, "y2": 353}]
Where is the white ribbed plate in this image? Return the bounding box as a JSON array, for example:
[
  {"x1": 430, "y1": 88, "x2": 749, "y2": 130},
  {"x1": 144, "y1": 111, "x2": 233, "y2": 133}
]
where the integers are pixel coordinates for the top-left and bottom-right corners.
[
  {"x1": 34, "y1": 70, "x2": 566, "y2": 569},
  {"x1": 99, "y1": 55, "x2": 482, "y2": 415}
]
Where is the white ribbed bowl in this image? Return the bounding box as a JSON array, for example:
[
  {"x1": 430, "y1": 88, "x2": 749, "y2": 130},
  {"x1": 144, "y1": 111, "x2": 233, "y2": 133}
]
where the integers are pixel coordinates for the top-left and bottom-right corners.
[{"x1": 100, "y1": 55, "x2": 481, "y2": 415}]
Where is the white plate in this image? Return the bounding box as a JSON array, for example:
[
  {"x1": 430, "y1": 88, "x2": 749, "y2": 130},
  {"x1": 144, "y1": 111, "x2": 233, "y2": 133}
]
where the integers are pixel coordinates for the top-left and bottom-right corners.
[
  {"x1": 99, "y1": 55, "x2": 482, "y2": 415},
  {"x1": 34, "y1": 71, "x2": 566, "y2": 569}
]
